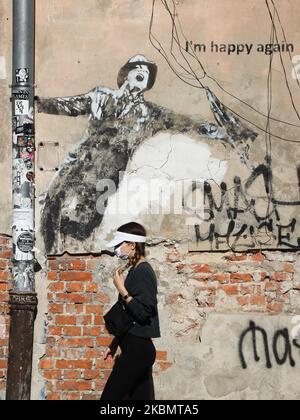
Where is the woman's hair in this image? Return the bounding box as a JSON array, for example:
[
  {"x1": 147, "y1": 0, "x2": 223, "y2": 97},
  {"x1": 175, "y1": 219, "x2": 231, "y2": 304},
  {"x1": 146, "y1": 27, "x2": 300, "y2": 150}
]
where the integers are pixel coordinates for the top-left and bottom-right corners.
[{"x1": 117, "y1": 222, "x2": 147, "y2": 267}]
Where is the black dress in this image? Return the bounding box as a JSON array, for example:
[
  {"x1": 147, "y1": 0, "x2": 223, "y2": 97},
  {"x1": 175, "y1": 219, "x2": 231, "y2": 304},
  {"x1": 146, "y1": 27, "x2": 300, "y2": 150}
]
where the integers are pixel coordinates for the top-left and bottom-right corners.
[{"x1": 100, "y1": 262, "x2": 160, "y2": 400}]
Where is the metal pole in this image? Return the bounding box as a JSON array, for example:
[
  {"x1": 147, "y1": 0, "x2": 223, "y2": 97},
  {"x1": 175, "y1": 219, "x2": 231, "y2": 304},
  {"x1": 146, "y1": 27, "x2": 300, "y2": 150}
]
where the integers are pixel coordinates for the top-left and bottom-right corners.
[{"x1": 6, "y1": 0, "x2": 37, "y2": 401}]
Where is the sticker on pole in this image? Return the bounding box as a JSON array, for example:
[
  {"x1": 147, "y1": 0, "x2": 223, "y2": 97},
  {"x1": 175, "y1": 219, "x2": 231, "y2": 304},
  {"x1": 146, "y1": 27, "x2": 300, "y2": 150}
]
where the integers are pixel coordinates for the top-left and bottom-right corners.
[
  {"x1": 15, "y1": 100, "x2": 30, "y2": 116},
  {"x1": 17, "y1": 232, "x2": 34, "y2": 253},
  {"x1": 13, "y1": 90, "x2": 29, "y2": 101},
  {"x1": 15, "y1": 68, "x2": 29, "y2": 83}
]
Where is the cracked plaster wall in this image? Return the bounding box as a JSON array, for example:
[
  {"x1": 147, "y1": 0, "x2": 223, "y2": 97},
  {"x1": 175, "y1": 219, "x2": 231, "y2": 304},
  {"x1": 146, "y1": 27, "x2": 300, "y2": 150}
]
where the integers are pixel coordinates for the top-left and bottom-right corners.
[{"x1": 1, "y1": 0, "x2": 300, "y2": 400}]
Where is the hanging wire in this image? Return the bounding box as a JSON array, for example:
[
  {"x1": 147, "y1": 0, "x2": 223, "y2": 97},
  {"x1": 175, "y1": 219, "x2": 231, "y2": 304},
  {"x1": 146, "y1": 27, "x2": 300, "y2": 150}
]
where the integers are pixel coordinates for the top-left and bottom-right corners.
[
  {"x1": 262, "y1": 1, "x2": 276, "y2": 243},
  {"x1": 149, "y1": 0, "x2": 203, "y2": 89},
  {"x1": 149, "y1": 0, "x2": 300, "y2": 144},
  {"x1": 270, "y1": 0, "x2": 300, "y2": 90},
  {"x1": 265, "y1": 0, "x2": 300, "y2": 122}
]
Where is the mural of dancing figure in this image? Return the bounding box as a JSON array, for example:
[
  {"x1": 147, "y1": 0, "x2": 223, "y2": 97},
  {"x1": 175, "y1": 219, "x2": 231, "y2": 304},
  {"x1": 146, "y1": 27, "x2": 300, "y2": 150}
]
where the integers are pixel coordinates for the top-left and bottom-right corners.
[{"x1": 37, "y1": 54, "x2": 257, "y2": 254}]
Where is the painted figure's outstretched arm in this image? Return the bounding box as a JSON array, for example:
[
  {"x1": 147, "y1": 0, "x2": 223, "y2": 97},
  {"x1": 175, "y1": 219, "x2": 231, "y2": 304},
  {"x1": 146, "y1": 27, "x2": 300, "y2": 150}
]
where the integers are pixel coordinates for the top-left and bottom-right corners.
[
  {"x1": 36, "y1": 92, "x2": 92, "y2": 117},
  {"x1": 205, "y1": 87, "x2": 257, "y2": 141}
]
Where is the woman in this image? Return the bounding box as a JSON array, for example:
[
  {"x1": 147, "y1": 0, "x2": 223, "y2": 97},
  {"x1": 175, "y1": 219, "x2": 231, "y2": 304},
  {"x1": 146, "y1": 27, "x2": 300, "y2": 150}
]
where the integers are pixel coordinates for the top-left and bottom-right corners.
[{"x1": 100, "y1": 222, "x2": 161, "y2": 400}]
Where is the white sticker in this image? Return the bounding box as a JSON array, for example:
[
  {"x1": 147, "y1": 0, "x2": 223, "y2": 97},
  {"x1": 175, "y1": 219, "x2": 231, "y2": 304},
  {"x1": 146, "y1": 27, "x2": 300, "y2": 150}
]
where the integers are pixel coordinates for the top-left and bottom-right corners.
[
  {"x1": 15, "y1": 100, "x2": 30, "y2": 116},
  {"x1": 0, "y1": 56, "x2": 6, "y2": 80},
  {"x1": 12, "y1": 209, "x2": 34, "y2": 230},
  {"x1": 16, "y1": 68, "x2": 29, "y2": 83}
]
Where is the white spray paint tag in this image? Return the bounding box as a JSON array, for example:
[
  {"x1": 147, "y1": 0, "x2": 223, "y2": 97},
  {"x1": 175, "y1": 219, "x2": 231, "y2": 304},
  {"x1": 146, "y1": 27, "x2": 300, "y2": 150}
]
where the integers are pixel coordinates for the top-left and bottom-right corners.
[{"x1": 0, "y1": 56, "x2": 7, "y2": 80}]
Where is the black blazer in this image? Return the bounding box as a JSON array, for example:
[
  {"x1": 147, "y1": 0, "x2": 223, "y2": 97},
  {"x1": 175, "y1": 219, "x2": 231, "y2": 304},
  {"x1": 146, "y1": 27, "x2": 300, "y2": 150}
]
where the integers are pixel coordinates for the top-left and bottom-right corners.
[{"x1": 118, "y1": 261, "x2": 161, "y2": 339}]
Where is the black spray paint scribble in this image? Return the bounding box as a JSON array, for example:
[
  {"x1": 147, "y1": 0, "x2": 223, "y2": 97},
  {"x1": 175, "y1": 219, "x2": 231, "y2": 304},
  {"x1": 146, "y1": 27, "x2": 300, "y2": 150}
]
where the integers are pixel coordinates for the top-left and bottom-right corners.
[
  {"x1": 37, "y1": 55, "x2": 256, "y2": 254},
  {"x1": 194, "y1": 159, "x2": 300, "y2": 250},
  {"x1": 239, "y1": 321, "x2": 300, "y2": 370}
]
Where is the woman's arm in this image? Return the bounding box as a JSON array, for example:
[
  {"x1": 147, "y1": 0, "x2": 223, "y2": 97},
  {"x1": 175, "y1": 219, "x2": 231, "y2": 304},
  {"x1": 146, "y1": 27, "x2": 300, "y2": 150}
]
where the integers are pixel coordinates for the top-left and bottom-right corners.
[
  {"x1": 124, "y1": 269, "x2": 158, "y2": 325},
  {"x1": 109, "y1": 336, "x2": 119, "y2": 355}
]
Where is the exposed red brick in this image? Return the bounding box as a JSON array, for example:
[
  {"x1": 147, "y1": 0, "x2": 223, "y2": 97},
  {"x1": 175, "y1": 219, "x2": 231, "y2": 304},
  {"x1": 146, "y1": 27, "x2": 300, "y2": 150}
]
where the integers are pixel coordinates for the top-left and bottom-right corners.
[
  {"x1": 283, "y1": 263, "x2": 294, "y2": 273},
  {"x1": 47, "y1": 393, "x2": 62, "y2": 401},
  {"x1": 156, "y1": 351, "x2": 168, "y2": 361},
  {"x1": 265, "y1": 282, "x2": 280, "y2": 292},
  {"x1": 94, "y1": 316, "x2": 105, "y2": 325},
  {"x1": 49, "y1": 259, "x2": 86, "y2": 271},
  {"x1": 48, "y1": 327, "x2": 63, "y2": 336},
  {"x1": 0, "y1": 360, "x2": 8, "y2": 369},
  {"x1": 225, "y1": 254, "x2": 247, "y2": 262},
  {"x1": 57, "y1": 380, "x2": 92, "y2": 391},
  {"x1": 76, "y1": 315, "x2": 92, "y2": 325},
  {"x1": 270, "y1": 272, "x2": 288, "y2": 282},
  {"x1": 56, "y1": 315, "x2": 77, "y2": 326},
  {"x1": 240, "y1": 285, "x2": 255, "y2": 295},
  {"x1": 58, "y1": 338, "x2": 94, "y2": 348},
  {"x1": 230, "y1": 273, "x2": 253, "y2": 283},
  {"x1": 62, "y1": 327, "x2": 82, "y2": 337},
  {"x1": 250, "y1": 295, "x2": 266, "y2": 306},
  {"x1": 267, "y1": 302, "x2": 284, "y2": 313},
  {"x1": 66, "y1": 283, "x2": 85, "y2": 293},
  {"x1": 60, "y1": 272, "x2": 93, "y2": 282},
  {"x1": 0, "y1": 250, "x2": 13, "y2": 259},
  {"x1": 237, "y1": 296, "x2": 250, "y2": 306},
  {"x1": 49, "y1": 282, "x2": 65, "y2": 292},
  {"x1": 0, "y1": 272, "x2": 8, "y2": 281},
  {"x1": 83, "y1": 370, "x2": 99, "y2": 380},
  {"x1": 191, "y1": 264, "x2": 212, "y2": 273},
  {"x1": 86, "y1": 305, "x2": 103, "y2": 315},
  {"x1": 56, "y1": 293, "x2": 89, "y2": 304},
  {"x1": 251, "y1": 253, "x2": 265, "y2": 263},
  {"x1": 96, "y1": 337, "x2": 113, "y2": 347},
  {"x1": 63, "y1": 371, "x2": 81, "y2": 380},
  {"x1": 0, "y1": 261, "x2": 7, "y2": 270},
  {"x1": 85, "y1": 284, "x2": 98, "y2": 293},
  {"x1": 221, "y1": 285, "x2": 239, "y2": 296},
  {"x1": 39, "y1": 359, "x2": 54, "y2": 370},
  {"x1": 48, "y1": 271, "x2": 57, "y2": 281},
  {"x1": 157, "y1": 362, "x2": 172, "y2": 371},
  {"x1": 0, "y1": 237, "x2": 11, "y2": 246},
  {"x1": 49, "y1": 304, "x2": 64, "y2": 314},
  {"x1": 35, "y1": 250, "x2": 298, "y2": 401},
  {"x1": 212, "y1": 274, "x2": 230, "y2": 284},
  {"x1": 84, "y1": 327, "x2": 102, "y2": 337},
  {"x1": 56, "y1": 360, "x2": 92, "y2": 370}
]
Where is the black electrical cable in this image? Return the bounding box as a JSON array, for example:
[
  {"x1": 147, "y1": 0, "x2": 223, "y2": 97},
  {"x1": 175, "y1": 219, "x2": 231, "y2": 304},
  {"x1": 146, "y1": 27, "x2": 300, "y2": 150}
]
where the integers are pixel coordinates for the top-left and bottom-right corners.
[
  {"x1": 263, "y1": 3, "x2": 276, "y2": 243},
  {"x1": 149, "y1": 0, "x2": 300, "y2": 143},
  {"x1": 270, "y1": 0, "x2": 300, "y2": 90},
  {"x1": 172, "y1": 0, "x2": 300, "y2": 130},
  {"x1": 265, "y1": 0, "x2": 300, "y2": 122}
]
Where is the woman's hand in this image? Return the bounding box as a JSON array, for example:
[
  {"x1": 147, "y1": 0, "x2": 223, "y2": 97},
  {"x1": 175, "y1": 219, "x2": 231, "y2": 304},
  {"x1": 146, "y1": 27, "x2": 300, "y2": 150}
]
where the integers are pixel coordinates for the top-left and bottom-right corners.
[
  {"x1": 103, "y1": 347, "x2": 114, "y2": 361},
  {"x1": 103, "y1": 338, "x2": 119, "y2": 360},
  {"x1": 113, "y1": 268, "x2": 127, "y2": 295}
]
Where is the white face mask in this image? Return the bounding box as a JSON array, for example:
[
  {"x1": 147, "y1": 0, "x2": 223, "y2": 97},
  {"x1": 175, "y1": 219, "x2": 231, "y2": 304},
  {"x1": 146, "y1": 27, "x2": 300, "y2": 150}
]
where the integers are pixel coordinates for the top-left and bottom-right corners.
[{"x1": 115, "y1": 244, "x2": 130, "y2": 261}]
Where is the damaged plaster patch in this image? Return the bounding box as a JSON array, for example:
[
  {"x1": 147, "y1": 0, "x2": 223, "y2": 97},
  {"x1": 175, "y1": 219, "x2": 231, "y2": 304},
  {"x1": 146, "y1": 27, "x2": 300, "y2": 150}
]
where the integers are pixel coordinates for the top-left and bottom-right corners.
[
  {"x1": 95, "y1": 133, "x2": 228, "y2": 247},
  {"x1": 204, "y1": 370, "x2": 249, "y2": 398},
  {"x1": 0, "y1": 57, "x2": 6, "y2": 80}
]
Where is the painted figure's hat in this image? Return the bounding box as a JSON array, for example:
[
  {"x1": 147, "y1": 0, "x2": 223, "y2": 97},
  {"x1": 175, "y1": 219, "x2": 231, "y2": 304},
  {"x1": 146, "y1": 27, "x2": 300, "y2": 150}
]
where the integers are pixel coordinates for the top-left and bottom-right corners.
[{"x1": 117, "y1": 55, "x2": 158, "y2": 90}]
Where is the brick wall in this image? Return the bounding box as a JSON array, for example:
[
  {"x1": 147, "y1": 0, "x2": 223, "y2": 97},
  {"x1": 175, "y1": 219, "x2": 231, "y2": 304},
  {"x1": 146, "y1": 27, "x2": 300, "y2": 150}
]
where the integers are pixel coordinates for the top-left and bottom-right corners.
[
  {"x1": 42, "y1": 255, "x2": 171, "y2": 400},
  {"x1": 166, "y1": 250, "x2": 299, "y2": 315},
  {"x1": 0, "y1": 236, "x2": 12, "y2": 400},
  {"x1": 0, "y1": 238, "x2": 299, "y2": 400}
]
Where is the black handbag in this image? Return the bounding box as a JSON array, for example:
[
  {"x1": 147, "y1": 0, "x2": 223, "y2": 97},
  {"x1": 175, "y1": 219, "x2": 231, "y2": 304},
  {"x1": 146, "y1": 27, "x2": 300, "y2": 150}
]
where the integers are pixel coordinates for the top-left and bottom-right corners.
[{"x1": 104, "y1": 299, "x2": 135, "y2": 338}]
